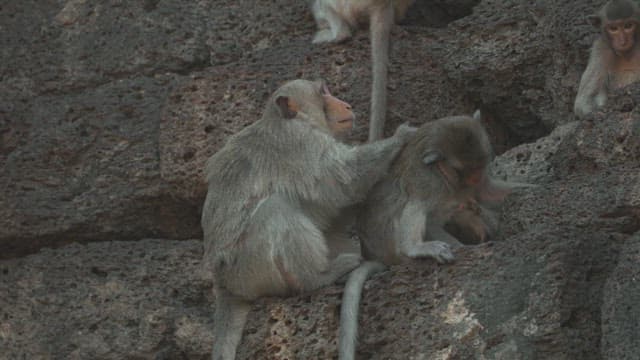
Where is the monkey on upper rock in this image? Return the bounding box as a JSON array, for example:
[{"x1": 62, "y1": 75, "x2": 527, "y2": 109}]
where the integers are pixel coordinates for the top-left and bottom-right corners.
[
  {"x1": 575, "y1": 0, "x2": 640, "y2": 117},
  {"x1": 310, "y1": 0, "x2": 415, "y2": 141}
]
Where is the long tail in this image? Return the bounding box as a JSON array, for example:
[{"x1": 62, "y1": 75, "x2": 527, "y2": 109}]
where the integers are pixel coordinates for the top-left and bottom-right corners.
[
  {"x1": 338, "y1": 261, "x2": 387, "y2": 360},
  {"x1": 211, "y1": 290, "x2": 252, "y2": 360},
  {"x1": 368, "y1": 4, "x2": 394, "y2": 142}
]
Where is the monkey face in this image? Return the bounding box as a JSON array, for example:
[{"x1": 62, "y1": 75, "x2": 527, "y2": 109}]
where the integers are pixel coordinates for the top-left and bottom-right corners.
[
  {"x1": 606, "y1": 19, "x2": 637, "y2": 53},
  {"x1": 321, "y1": 83, "x2": 355, "y2": 136},
  {"x1": 272, "y1": 79, "x2": 355, "y2": 137},
  {"x1": 460, "y1": 167, "x2": 485, "y2": 187}
]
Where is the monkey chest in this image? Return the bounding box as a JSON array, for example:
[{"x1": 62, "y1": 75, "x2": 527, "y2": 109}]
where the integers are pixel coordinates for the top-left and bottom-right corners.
[{"x1": 609, "y1": 57, "x2": 640, "y2": 89}]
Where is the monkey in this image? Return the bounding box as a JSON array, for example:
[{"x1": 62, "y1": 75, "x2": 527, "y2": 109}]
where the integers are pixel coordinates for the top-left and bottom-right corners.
[
  {"x1": 574, "y1": 0, "x2": 640, "y2": 117},
  {"x1": 338, "y1": 111, "x2": 522, "y2": 360},
  {"x1": 201, "y1": 79, "x2": 417, "y2": 360},
  {"x1": 310, "y1": 0, "x2": 415, "y2": 141},
  {"x1": 444, "y1": 195, "x2": 497, "y2": 245}
]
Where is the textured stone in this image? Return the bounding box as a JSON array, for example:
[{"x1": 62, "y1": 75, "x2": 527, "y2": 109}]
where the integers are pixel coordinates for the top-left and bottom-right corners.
[
  {"x1": 601, "y1": 233, "x2": 640, "y2": 360},
  {"x1": 1, "y1": 0, "x2": 606, "y2": 255},
  {"x1": 2, "y1": 0, "x2": 640, "y2": 358}
]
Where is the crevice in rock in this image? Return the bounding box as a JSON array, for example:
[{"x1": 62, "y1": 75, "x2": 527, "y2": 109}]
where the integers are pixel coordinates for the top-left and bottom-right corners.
[
  {"x1": 0, "y1": 196, "x2": 202, "y2": 260},
  {"x1": 473, "y1": 105, "x2": 551, "y2": 155},
  {"x1": 402, "y1": 0, "x2": 481, "y2": 28}
]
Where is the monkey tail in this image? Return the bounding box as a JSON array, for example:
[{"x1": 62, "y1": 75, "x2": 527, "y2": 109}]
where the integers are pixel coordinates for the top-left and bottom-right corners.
[
  {"x1": 211, "y1": 290, "x2": 252, "y2": 360},
  {"x1": 338, "y1": 260, "x2": 387, "y2": 360},
  {"x1": 368, "y1": 4, "x2": 394, "y2": 142}
]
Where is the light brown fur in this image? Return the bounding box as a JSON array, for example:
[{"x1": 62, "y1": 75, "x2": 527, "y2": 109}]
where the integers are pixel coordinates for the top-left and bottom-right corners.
[{"x1": 575, "y1": 0, "x2": 640, "y2": 117}]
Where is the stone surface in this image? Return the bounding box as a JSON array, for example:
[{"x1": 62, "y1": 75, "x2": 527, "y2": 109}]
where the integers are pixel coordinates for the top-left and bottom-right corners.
[
  {"x1": 601, "y1": 233, "x2": 640, "y2": 360},
  {"x1": 2, "y1": 0, "x2": 640, "y2": 359},
  {"x1": 0, "y1": 239, "x2": 213, "y2": 360},
  {"x1": 1, "y1": 0, "x2": 604, "y2": 255}
]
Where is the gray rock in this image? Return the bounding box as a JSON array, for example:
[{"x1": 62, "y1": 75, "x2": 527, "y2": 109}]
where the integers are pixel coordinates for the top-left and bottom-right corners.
[
  {"x1": 0, "y1": 75, "x2": 202, "y2": 257},
  {"x1": 2, "y1": 0, "x2": 640, "y2": 358},
  {"x1": 601, "y1": 233, "x2": 640, "y2": 360}
]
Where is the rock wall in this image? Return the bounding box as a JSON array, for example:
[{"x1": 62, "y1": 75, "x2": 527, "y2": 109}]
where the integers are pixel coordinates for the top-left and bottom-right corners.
[{"x1": 1, "y1": 0, "x2": 639, "y2": 359}]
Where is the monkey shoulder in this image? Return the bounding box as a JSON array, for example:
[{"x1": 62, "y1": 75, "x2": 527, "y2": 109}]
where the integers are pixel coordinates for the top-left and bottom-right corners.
[{"x1": 590, "y1": 38, "x2": 616, "y2": 65}]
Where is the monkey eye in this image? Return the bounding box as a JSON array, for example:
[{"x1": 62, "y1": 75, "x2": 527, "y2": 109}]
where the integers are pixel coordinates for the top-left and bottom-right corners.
[
  {"x1": 624, "y1": 22, "x2": 635, "y2": 30},
  {"x1": 609, "y1": 25, "x2": 620, "y2": 32}
]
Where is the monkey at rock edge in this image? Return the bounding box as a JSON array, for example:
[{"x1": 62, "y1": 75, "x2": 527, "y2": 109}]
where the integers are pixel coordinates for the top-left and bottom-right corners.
[
  {"x1": 338, "y1": 111, "x2": 531, "y2": 360},
  {"x1": 201, "y1": 79, "x2": 416, "y2": 360},
  {"x1": 575, "y1": 0, "x2": 640, "y2": 117}
]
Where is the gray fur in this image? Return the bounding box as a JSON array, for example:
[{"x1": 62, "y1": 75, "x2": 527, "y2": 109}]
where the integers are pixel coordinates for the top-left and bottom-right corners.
[
  {"x1": 339, "y1": 114, "x2": 517, "y2": 359},
  {"x1": 202, "y1": 79, "x2": 414, "y2": 360},
  {"x1": 575, "y1": 0, "x2": 640, "y2": 117},
  {"x1": 574, "y1": 33, "x2": 616, "y2": 117}
]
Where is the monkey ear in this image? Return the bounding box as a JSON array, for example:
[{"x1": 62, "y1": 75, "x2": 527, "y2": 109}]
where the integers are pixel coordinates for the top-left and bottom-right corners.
[
  {"x1": 422, "y1": 150, "x2": 443, "y2": 165},
  {"x1": 587, "y1": 15, "x2": 601, "y2": 28},
  {"x1": 275, "y1": 96, "x2": 298, "y2": 119},
  {"x1": 472, "y1": 110, "x2": 482, "y2": 121}
]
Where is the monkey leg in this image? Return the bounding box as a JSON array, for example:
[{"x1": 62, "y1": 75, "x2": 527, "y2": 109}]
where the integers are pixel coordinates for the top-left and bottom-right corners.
[
  {"x1": 325, "y1": 206, "x2": 361, "y2": 258},
  {"x1": 311, "y1": 3, "x2": 352, "y2": 43},
  {"x1": 243, "y1": 195, "x2": 360, "y2": 293},
  {"x1": 313, "y1": 26, "x2": 352, "y2": 44}
]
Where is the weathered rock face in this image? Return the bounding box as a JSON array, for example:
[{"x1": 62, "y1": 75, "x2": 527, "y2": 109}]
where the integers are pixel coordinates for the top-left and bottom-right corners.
[
  {"x1": 0, "y1": 0, "x2": 603, "y2": 255},
  {"x1": 2, "y1": 0, "x2": 640, "y2": 359}
]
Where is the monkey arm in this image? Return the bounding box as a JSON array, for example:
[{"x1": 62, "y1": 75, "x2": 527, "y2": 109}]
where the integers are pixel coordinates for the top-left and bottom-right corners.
[
  {"x1": 574, "y1": 39, "x2": 611, "y2": 117},
  {"x1": 395, "y1": 200, "x2": 455, "y2": 263},
  {"x1": 337, "y1": 135, "x2": 406, "y2": 202}
]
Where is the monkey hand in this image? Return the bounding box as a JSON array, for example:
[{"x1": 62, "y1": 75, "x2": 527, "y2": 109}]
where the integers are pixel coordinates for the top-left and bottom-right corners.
[
  {"x1": 410, "y1": 241, "x2": 455, "y2": 264},
  {"x1": 427, "y1": 241, "x2": 455, "y2": 263},
  {"x1": 392, "y1": 123, "x2": 417, "y2": 142}
]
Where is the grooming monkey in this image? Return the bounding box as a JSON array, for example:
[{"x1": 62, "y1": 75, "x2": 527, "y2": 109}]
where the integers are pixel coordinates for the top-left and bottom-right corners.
[
  {"x1": 574, "y1": 0, "x2": 640, "y2": 117},
  {"x1": 310, "y1": 0, "x2": 415, "y2": 141},
  {"x1": 339, "y1": 112, "x2": 519, "y2": 360},
  {"x1": 201, "y1": 79, "x2": 416, "y2": 360}
]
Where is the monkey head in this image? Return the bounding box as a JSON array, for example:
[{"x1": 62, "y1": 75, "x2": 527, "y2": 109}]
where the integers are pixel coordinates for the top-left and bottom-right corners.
[
  {"x1": 270, "y1": 79, "x2": 355, "y2": 138},
  {"x1": 421, "y1": 112, "x2": 492, "y2": 188},
  {"x1": 590, "y1": 0, "x2": 640, "y2": 55}
]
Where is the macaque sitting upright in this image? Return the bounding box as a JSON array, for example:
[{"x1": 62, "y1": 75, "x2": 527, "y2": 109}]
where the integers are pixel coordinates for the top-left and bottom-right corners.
[{"x1": 574, "y1": 0, "x2": 640, "y2": 117}]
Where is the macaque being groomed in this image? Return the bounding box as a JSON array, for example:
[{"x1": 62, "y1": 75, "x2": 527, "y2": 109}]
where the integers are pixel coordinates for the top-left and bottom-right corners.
[
  {"x1": 310, "y1": 0, "x2": 415, "y2": 141},
  {"x1": 338, "y1": 111, "x2": 525, "y2": 360},
  {"x1": 574, "y1": 0, "x2": 640, "y2": 117},
  {"x1": 201, "y1": 79, "x2": 416, "y2": 360}
]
